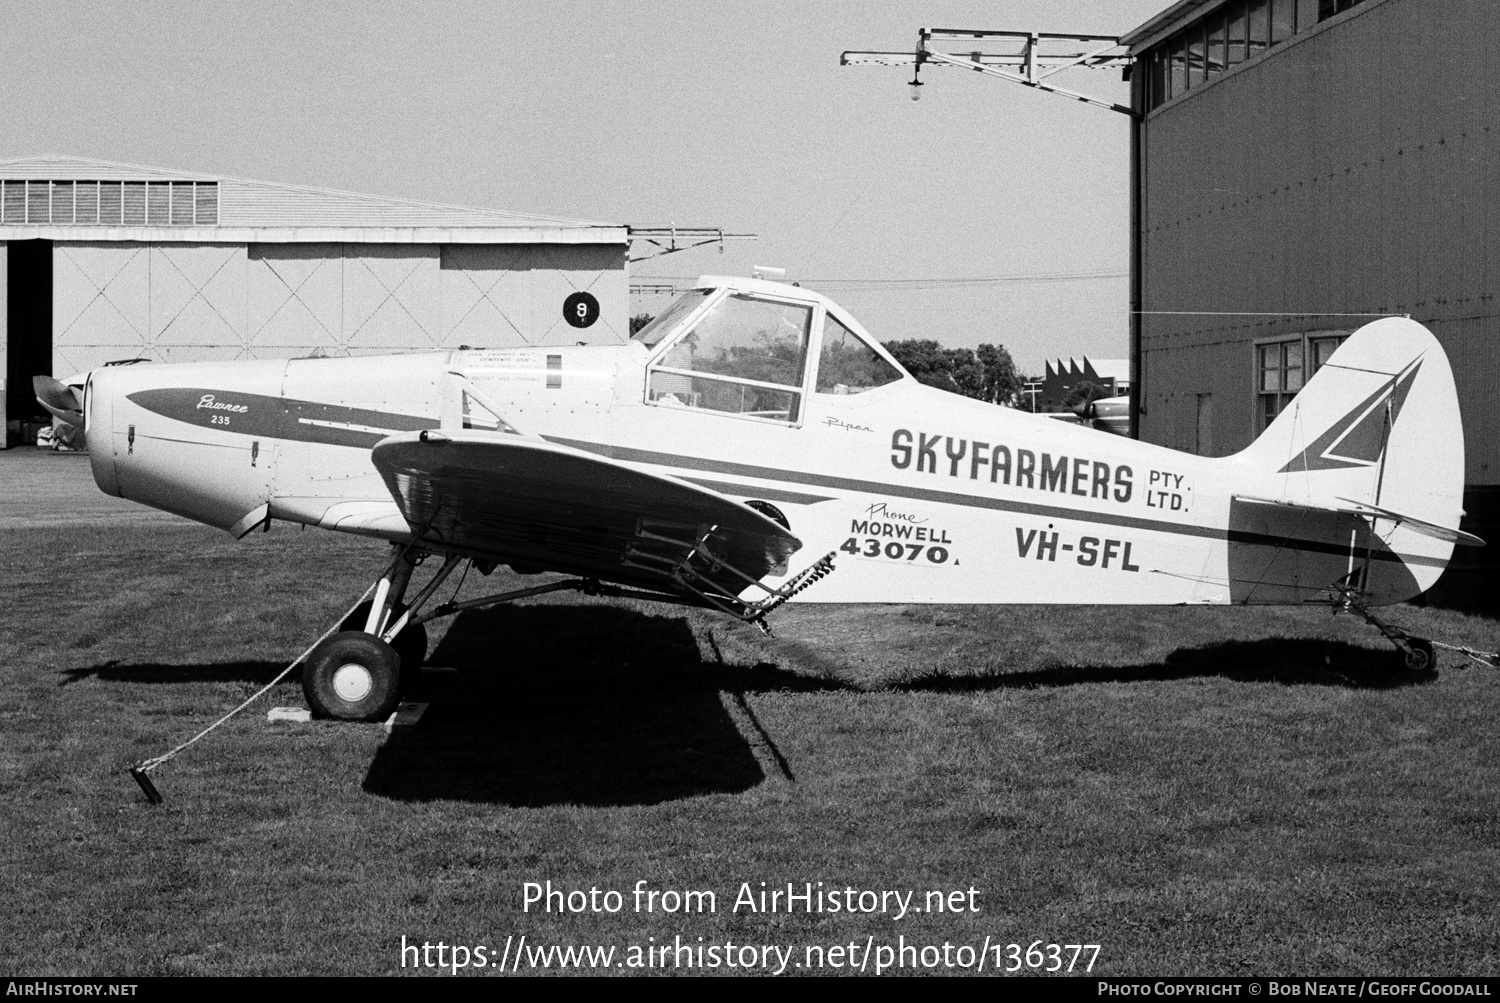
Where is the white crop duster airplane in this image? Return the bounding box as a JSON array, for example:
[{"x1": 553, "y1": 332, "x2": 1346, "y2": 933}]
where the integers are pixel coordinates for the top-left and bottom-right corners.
[{"x1": 39, "y1": 274, "x2": 1480, "y2": 722}]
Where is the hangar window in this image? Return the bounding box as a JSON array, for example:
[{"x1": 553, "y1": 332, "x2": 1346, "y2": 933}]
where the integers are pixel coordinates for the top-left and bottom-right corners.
[
  {"x1": 170, "y1": 182, "x2": 195, "y2": 225},
  {"x1": 1246, "y1": 0, "x2": 1271, "y2": 59},
  {"x1": 1257, "y1": 334, "x2": 1349, "y2": 428},
  {"x1": 1143, "y1": 0, "x2": 1297, "y2": 111},
  {"x1": 1308, "y1": 334, "x2": 1348, "y2": 376},
  {"x1": 0, "y1": 179, "x2": 219, "y2": 225},
  {"x1": 1256, "y1": 339, "x2": 1303, "y2": 429},
  {"x1": 1, "y1": 182, "x2": 23, "y2": 221},
  {"x1": 27, "y1": 182, "x2": 48, "y2": 222},
  {"x1": 74, "y1": 181, "x2": 98, "y2": 223},
  {"x1": 99, "y1": 182, "x2": 122, "y2": 222},
  {"x1": 648, "y1": 294, "x2": 812, "y2": 424},
  {"x1": 1187, "y1": 26, "x2": 1207, "y2": 88},
  {"x1": 1226, "y1": 4, "x2": 1248, "y2": 65},
  {"x1": 1319, "y1": 0, "x2": 1367, "y2": 20},
  {"x1": 122, "y1": 183, "x2": 147, "y2": 224},
  {"x1": 49, "y1": 181, "x2": 73, "y2": 224},
  {"x1": 194, "y1": 183, "x2": 218, "y2": 225},
  {"x1": 146, "y1": 182, "x2": 170, "y2": 225}
]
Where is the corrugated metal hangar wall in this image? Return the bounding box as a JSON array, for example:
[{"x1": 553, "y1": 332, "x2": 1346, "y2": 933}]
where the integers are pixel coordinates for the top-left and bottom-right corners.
[
  {"x1": 1124, "y1": 0, "x2": 1499, "y2": 606},
  {"x1": 48, "y1": 240, "x2": 625, "y2": 370},
  {"x1": 0, "y1": 156, "x2": 630, "y2": 443}
]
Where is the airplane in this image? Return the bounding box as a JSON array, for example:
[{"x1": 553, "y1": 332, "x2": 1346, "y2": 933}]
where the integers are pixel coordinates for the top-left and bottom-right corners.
[{"x1": 37, "y1": 273, "x2": 1481, "y2": 724}]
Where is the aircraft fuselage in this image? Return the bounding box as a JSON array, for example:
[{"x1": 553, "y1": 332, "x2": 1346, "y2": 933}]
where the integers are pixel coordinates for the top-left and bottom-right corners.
[{"x1": 83, "y1": 277, "x2": 1462, "y2": 608}]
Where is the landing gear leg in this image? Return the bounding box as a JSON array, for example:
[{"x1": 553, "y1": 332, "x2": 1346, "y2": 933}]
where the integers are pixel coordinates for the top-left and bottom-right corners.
[
  {"x1": 341, "y1": 547, "x2": 430, "y2": 675},
  {"x1": 304, "y1": 547, "x2": 458, "y2": 720},
  {"x1": 1339, "y1": 593, "x2": 1436, "y2": 673}
]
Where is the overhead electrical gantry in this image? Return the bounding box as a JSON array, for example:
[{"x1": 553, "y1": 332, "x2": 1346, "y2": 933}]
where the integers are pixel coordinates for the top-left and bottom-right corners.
[
  {"x1": 841, "y1": 26, "x2": 1143, "y2": 442},
  {"x1": 627, "y1": 226, "x2": 757, "y2": 263},
  {"x1": 841, "y1": 28, "x2": 1137, "y2": 119}
]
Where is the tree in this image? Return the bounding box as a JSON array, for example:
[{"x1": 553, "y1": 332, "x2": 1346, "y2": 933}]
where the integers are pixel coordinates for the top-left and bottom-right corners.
[
  {"x1": 881, "y1": 339, "x2": 1022, "y2": 406},
  {"x1": 976, "y1": 343, "x2": 1023, "y2": 406},
  {"x1": 629, "y1": 313, "x2": 655, "y2": 335},
  {"x1": 1064, "y1": 379, "x2": 1113, "y2": 414}
]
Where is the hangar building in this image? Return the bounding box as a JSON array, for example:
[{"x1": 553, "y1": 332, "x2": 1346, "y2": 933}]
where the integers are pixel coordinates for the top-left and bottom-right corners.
[
  {"x1": 0, "y1": 155, "x2": 629, "y2": 446},
  {"x1": 1122, "y1": 0, "x2": 1498, "y2": 606}
]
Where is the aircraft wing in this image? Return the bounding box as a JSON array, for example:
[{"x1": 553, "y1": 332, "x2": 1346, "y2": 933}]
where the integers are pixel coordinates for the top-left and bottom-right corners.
[{"x1": 370, "y1": 431, "x2": 802, "y2": 597}]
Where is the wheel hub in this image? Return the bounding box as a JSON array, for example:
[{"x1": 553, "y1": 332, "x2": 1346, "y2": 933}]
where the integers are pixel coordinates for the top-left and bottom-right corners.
[{"x1": 331, "y1": 662, "x2": 374, "y2": 702}]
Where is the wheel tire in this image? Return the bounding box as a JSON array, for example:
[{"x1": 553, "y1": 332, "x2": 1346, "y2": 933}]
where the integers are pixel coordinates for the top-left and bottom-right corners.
[
  {"x1": 1404, "y1": 638, "x2": 1436, "y2": 673},
  {"x1": 341, "y1": 601, "x2": 428, "y2": 674},
  {"x1": 303, "y1": 631, "x2": 402, "y2": 721}
]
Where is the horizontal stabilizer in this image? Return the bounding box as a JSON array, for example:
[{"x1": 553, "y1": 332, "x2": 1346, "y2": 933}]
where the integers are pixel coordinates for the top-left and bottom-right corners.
[
  {"x1": 1234, "y1": 494, "x2": 1483, "y2": 547},
  {"x1": 1335, "y1": 497, "x2": 1485, "y2": 547}
]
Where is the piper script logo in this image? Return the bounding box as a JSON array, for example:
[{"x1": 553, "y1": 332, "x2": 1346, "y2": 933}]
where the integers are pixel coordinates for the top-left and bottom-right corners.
[{"x1": 1278, "y1": 360, "x2": 1421, "y2": 473}]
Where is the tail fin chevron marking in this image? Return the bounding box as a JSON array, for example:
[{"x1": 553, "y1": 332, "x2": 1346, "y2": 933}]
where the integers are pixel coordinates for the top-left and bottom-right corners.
[{"x1": 1277, "y1": 360, "x2": 1422, "y2": 474}]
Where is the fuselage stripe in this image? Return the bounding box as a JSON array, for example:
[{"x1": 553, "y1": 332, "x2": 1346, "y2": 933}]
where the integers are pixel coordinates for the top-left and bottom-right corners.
[{"x1": 544, "y1": 436, "x2": 1447, "y2": 569}]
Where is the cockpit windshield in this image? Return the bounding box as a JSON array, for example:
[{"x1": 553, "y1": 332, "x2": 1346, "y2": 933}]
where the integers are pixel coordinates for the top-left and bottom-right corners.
[
  {"x1": 645, "y1": 291, "x2": 813, "y2": 424},
  {"x1": 640, "y1": 282, "x2": 906, "y2": 425},
  {"x1": 631, "y1": 290, "x2": 711, "y2": 347}
]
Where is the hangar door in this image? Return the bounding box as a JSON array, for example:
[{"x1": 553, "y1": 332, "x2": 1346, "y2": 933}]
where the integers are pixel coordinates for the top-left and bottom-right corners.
[
  {"x1": 3, "y1": 239, "x2": 53, "y2": 445},
  {"x1": 45, "y1": 240, "x2": 628, "y2": 375},
  {"x1": 248, "y1": 242, "x2": 628, "y2": 354}
]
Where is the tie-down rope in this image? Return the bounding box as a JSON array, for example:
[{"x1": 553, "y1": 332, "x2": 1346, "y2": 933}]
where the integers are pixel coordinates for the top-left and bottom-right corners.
[{"x1": 128, "y1": 549, "x2": 406, "y2": 801}]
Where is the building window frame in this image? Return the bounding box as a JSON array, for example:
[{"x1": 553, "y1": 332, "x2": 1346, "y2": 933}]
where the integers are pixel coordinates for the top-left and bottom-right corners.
[
  {"x1": 1142, "y1": 0, "x2": 1300, "y2": 112},
  {"x1": 1255, "y1": 336, "x2": 1303, "y2": 431},
  {"x1": 1318, "y1": 0, "x2": 1367, "y2": 23},
  {"x1": 1306, "y1": 333, "x2": 1348, "y2": 377},
  {"x1": 1253, "y1": 331, "x2": 1351, "y2": 431}
]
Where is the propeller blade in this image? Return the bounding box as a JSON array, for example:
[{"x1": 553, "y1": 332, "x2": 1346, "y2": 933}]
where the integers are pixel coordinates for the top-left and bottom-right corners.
[
  {"x1": 33, "y1": 376, "x2": 82, "y2": 414},
  {"x1": 39, "y1": 400, "x2": 84, "y2": 427},
  {"x1": 51, "y1": 422, "x2": 84, "y2": 449}
]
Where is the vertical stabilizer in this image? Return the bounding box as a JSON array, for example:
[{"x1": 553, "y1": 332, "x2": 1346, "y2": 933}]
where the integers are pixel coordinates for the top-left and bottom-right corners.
[{"x1": 1231, "y1": 318, "x2": 1466, "y2": 602}]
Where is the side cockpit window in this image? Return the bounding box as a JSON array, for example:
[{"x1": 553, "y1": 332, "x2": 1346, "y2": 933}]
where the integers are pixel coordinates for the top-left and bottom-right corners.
[
  {"x1": 816, "y1": 313, "x2": 902, "y2": 395},
  {"x1": 649, "y1": 294, "x2": 812, "y2": 423}
]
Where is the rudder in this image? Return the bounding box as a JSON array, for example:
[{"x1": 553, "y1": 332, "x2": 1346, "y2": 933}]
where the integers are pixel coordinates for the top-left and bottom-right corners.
[{"x1": 1231, "y1": 318, "x2": 1467, "y2": 603}]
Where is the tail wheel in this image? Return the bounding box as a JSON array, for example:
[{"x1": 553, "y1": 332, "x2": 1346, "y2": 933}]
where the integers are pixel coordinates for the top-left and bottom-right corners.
[
  {"x1": 303, "y1": 631, "x2": 402, "y2": 721},
  {"x1": 1404, "y1": 638, "x2": 1436, "y2": 673},
  {"x1": 341, "y1": 600, "x2": 429, "y2": 675}
]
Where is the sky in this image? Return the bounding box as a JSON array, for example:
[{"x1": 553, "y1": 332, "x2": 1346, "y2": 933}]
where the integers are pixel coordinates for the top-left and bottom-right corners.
[{"x1": 0, "y1": 0, "x2": 1170, "y2": 374}]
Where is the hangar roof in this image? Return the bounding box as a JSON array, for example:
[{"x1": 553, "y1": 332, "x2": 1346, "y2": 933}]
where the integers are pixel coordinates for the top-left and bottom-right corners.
[
  {"x1": 0, "y1": 154, "x2": 628, "y2": 245},
  {"x1": 1120, "y1": 0, "x2": 1220, "y2": 51}
]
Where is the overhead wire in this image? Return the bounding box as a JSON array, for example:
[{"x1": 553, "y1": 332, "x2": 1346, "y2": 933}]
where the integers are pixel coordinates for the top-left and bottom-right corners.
[{"x1": 632, "y1": 269, "x2": 1128, "y2": 294}]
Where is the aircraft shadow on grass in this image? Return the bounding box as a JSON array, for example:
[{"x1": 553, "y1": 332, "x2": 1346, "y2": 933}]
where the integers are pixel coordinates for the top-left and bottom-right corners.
[
  {"x1": 58, "y1": 659, "x2": 290, "y2": 686},
  {"x1": 361, "y1": 605, "x2": 831, "y2": 807},
  {"x1": 61, "y1": 607, "x2": 1432, "y2": 807},
  {"x1": 362, "y1": 609, "x2": 1430, "y2": 805},
  {"x1": 891, "y1": 637, "x2": 1434, "y2": 692}
]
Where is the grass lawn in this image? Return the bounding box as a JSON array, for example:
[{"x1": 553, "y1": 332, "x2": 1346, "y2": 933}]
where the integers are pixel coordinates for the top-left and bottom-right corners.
[{"x1": 2, "y1": 518, "x2": 1498, "y2": 976}]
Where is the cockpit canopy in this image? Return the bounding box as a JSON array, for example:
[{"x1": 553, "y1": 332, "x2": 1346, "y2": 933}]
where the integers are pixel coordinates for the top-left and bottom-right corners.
[{"x1": 635, "y1": 278, "x2": 905, "y2": 425}]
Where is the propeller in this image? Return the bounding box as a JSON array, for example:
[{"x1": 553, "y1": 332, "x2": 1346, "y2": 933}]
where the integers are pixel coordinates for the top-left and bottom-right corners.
[{"x1": 33, "y1": 376, "x2": 84, "y2": 449}]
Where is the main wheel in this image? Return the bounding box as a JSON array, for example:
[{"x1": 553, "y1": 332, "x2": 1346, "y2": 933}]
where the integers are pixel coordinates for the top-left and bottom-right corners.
[
  {"x1": 1404, "y1": 638, "x2": 1436, "y2": 673},
  {"x1": 341, "y1": 601, "x2": 428, "y2": 674},
  {"x1": 303, "y1": 631, "x2": 402, "y2": 721}
]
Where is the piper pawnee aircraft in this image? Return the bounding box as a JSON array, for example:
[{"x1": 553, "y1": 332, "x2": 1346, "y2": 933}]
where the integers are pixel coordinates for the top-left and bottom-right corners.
[{"x1": 38, "y1": 274, "x2": 1481, "y2": 721}]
